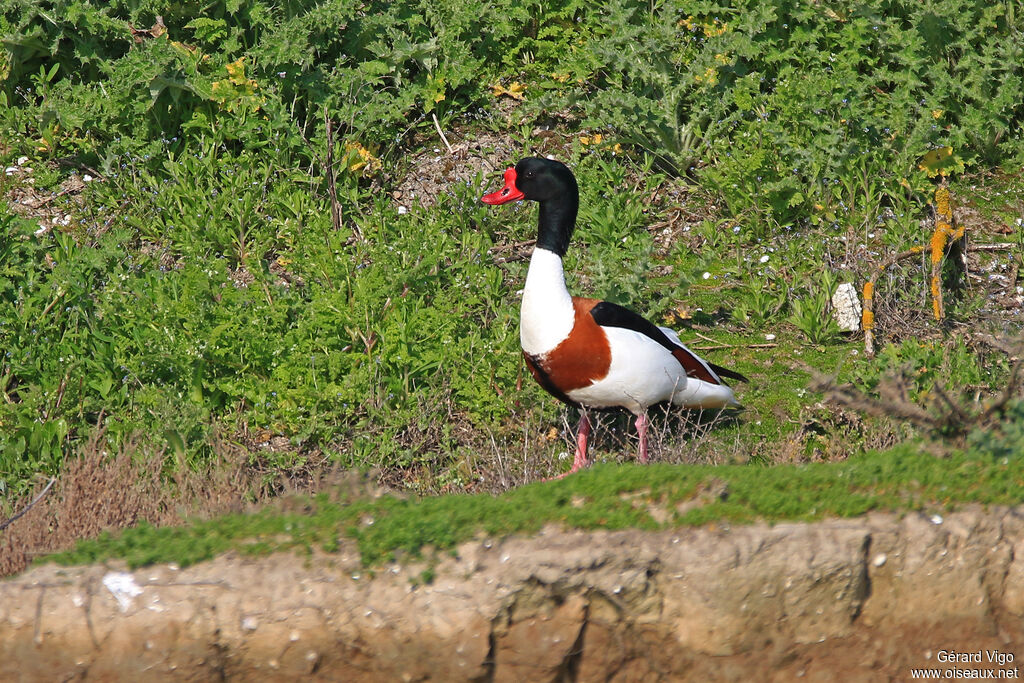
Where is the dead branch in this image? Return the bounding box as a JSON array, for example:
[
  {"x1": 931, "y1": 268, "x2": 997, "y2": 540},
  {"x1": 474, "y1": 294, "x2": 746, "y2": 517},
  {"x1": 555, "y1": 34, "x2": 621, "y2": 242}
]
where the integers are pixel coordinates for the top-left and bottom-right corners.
[
  {"x1": 861, "y1": 245, "x2": 925, "y2": 357},
  {"x1": 809, "y1": 372, "x2": 938, "y2": 431},
  {"x1": 862, "y1": 184, "x2": 975, "y2": 357},
  {"x1": 969, "y1": 243, "x2": 1017, "y2": 251},
  {"x1": 979, "y1": 354, "x2": 1024, "y2": 423},
  {"x1": 928, "y1": 184, "x2": 965, "y2": 321},
  {"x1": 431, "y1": 112, "x2": 454, "y2": 154},
  {"x1": 810, "y1": 335, "x2": 1024, "y2": 441},
  {"x1": 692, "y1": 343, "x2": 777, "y2": 351},
  {"x1": 0, "y1": 478, "x2": 56, "y2": 533}
]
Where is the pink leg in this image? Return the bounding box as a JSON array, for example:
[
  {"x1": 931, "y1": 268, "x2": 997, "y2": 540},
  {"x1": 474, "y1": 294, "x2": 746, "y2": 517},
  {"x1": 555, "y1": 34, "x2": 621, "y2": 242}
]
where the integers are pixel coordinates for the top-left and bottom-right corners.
[
  {"x1": 571, "y1": 411, "x2": 592, "y2": 471},
  {"x1": 547, "y1": 411, "x2": 591, "y2": 480},
  {"x1": 635, "y1": 412, "x2": 650, "y2": 464}
]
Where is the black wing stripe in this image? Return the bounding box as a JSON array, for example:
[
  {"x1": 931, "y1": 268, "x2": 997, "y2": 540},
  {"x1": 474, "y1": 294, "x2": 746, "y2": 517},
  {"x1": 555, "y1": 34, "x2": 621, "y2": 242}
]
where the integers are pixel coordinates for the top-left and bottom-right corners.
[
  {"x1": 708, "y1": 362, "x2": 749, "y2": 384},
  {"x1": 589, "y1": 301, "x2": 747, "y2": 385},
  {"x1": 589, "y1": 301, "x2": 679, "y2": 353}
]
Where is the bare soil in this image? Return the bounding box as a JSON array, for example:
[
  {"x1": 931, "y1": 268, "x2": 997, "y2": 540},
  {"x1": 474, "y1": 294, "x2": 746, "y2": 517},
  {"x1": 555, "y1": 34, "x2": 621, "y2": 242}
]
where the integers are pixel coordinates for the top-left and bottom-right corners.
[{"x1": 3, "y1": 506, "x2": 1024, "y2": 681}]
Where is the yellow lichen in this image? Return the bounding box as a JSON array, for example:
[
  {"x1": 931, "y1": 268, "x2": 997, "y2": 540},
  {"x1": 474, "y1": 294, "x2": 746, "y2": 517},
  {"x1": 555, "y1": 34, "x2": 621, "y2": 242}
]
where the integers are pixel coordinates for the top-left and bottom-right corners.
[
  {"x1": 930, "y1": 227, "x2": 948, "y2": 265},
  {"x1": 861, "y1": 309, "x2": 875, "y2": 330},
  {"x1": 934, "y1": 186, "x2": 952, "y2": 221},
  {"x1": 862, "y1": 281, "x2": 874, "y2": 302},
  {"x1": 931, "y1": 275, "x2": 943, "y2": 319}
]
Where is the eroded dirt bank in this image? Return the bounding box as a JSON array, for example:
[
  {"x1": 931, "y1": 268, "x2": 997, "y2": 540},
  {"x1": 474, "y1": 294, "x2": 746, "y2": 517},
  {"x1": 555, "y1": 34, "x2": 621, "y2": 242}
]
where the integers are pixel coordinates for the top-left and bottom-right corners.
[{"x1": 3, "y1": 507, "x2": 1024, "y2": 681}]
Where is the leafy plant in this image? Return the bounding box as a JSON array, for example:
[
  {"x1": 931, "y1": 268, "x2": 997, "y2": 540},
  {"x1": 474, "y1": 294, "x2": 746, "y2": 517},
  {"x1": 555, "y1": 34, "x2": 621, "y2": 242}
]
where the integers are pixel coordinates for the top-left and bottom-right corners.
[
  {"x1": 731, "y1": 275, "x2": 787, "y2": 329},
  {"x1": 788, "y1": 272, "x2": 841, "y2": 345}
]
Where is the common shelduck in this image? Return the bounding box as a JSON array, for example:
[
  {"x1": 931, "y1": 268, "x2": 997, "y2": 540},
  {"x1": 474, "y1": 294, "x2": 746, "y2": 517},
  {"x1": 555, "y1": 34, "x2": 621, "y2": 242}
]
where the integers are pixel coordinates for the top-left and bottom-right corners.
[{"x1": 481, "y1": 157, "x2": 746, "y2": 477}]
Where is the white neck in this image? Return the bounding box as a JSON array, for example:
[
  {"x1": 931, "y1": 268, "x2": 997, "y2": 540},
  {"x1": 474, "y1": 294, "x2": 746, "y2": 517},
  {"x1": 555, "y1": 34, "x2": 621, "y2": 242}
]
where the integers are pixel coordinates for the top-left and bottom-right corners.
[{"x1": 521, "y1": 247, "x2": 574, "y2": 355}]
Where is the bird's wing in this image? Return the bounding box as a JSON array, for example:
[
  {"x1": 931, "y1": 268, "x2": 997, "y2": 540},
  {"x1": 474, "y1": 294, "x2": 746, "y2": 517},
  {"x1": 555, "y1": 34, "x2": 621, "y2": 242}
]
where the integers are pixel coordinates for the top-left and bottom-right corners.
[{"x1": 587, "y1": 301, "x2": 726, "y2": 385}]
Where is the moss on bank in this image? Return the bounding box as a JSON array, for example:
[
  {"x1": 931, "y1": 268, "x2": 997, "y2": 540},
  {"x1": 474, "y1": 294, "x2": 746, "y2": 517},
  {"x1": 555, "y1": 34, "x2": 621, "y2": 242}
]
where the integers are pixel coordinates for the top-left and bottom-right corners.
[{"x1": 41, "y1": 443, "x2": 1024, "y2": 572}]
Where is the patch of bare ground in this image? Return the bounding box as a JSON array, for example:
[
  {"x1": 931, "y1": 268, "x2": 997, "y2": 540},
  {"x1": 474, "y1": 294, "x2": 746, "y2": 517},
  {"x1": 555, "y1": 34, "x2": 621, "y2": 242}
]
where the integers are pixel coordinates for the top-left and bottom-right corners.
[
  {"x1": 389, "y1": 126, "x2": 573, "y2": 211},
  {"x1": 4, "y1": 507, "x2": 1024, "y2": 681},
  {"x1": 1, "y1": 160, "x2": 89, "y2": 236}
]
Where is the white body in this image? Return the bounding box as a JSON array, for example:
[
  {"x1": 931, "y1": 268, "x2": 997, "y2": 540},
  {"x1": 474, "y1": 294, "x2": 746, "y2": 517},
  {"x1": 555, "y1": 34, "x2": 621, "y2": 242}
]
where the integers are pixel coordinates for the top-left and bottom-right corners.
[
  {"x1": 521, "y1": 247, "x2": 739, "y2": 414},
  {"x1": 520, "y1": 248, "x2": 574, "y2": 355}
]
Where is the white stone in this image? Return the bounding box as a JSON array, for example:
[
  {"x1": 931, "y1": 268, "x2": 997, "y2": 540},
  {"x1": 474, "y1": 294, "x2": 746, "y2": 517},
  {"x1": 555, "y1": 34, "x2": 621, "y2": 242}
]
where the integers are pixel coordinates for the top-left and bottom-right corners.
[{"x1": 832, "y1": 283, "x2": 862, "y2": 332}]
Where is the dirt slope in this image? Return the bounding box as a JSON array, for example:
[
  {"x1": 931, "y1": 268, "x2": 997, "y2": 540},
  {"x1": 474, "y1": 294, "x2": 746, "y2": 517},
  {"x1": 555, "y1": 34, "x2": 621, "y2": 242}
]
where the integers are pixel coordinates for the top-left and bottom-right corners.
[{"x1": 3, "y1": 507, "x2": 1024, "y2": 681}]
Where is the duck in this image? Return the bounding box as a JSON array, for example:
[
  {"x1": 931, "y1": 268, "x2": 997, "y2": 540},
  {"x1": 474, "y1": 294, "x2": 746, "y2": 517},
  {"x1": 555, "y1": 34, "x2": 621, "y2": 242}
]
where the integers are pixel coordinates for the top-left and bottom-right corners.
[{"x1": 481, "y1": 157, "x2": 746, "y2": 477}]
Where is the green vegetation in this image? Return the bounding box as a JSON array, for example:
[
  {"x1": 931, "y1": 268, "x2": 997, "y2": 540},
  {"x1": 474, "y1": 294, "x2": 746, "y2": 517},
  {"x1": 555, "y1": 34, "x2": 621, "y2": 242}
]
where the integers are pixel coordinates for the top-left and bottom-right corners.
[
  {"x1": 1, "y1": 0, "x2": 1022, "y2": 557},
  {"x1": 45, "y1": 443, "x2": 1024, "y2": 570}
]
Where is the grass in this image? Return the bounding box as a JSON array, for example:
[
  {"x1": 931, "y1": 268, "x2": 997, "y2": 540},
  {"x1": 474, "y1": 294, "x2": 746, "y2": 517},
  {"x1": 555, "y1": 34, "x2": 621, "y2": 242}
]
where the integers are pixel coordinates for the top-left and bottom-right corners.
[
  {"x1": 42, "y1": 443, "x2": 1024, "y2": 571},
  {"x1": 1, "y1": 0, "x2": 1023, "y2": 574}
]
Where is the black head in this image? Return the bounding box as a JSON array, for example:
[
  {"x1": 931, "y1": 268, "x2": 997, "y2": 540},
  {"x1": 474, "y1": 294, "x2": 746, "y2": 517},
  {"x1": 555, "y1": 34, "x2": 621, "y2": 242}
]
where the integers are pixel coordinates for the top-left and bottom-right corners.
[
  {"x1": 480, "y1": 157, "x2": 578, "y2": 205},
  {"x1": 480, "y1": 157, "x2": 579, "y2": 257}
]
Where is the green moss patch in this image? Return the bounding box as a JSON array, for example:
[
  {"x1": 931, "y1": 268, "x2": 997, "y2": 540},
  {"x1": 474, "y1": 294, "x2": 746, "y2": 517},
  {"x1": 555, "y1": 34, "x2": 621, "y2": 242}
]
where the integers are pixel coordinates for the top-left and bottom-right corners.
[{"x1": 42, "y1": 444, "x2": 1024, "y2": 571}]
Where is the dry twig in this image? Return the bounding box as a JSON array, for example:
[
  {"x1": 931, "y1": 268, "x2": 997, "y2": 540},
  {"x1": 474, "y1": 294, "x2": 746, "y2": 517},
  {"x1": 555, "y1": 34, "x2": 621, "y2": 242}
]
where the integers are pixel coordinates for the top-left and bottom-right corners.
[
  {"x1": 861, "y1": 245, "x2": 925, "y2": 357},
  {"x1": 0, "y1": 478, "x2": 56, "y2": 533}
]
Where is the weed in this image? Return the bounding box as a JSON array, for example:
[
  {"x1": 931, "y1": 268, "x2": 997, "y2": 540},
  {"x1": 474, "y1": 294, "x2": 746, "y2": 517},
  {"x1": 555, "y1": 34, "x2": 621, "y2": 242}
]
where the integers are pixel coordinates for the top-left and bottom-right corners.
[
  {"x1": 731, "y1": 275, "x2": 787, "y2": 329},
  {"x1": 788, "y1": 272, "x2": 842, "y2": 345}
]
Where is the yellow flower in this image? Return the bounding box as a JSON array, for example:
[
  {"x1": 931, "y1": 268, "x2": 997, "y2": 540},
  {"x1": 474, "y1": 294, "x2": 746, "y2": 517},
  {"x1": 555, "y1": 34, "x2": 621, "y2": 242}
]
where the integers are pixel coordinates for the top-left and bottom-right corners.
[
  {"x1": 931, "y1": 109, "x2": 944, "y2": 119},
  {"x1": 703, "y1": 20, "x2": 728, "y2": 37},
  {"x1": 344, "y1": 142, "x2": 381, "y2": 175},
  {"x1": 490, "y1": 81, "x2": 526, "y2": 100}
]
